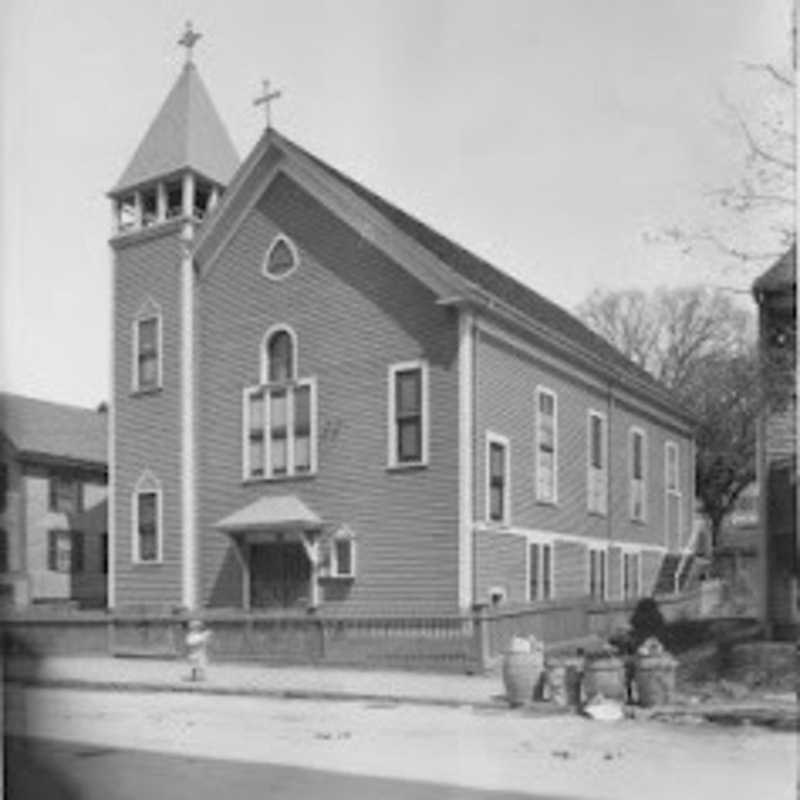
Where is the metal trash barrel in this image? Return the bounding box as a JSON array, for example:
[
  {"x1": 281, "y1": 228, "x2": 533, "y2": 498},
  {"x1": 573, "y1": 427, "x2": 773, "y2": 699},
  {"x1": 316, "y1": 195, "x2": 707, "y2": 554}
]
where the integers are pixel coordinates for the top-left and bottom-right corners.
[
  {"x1": 634, "y1": 653, "x2": 677, "y2": 707},
  {"x1": 502, "y1": 651, "x2": 544, "y2": 707},
  {"x1": 582, "y1": 655, "x2": 626, "y2": 701}
]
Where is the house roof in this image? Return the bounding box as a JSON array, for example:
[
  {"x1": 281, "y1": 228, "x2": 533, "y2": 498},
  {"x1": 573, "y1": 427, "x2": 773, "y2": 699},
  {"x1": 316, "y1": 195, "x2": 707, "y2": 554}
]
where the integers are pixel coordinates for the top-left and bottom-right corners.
[
  {"x1": 753, "y1": 244, "x2": 796, "y2": 294},
  {"x1": 270, "y1": 132, "x2": 684, "y2": 411},
  {"x1": 112, "y1": 62, "x2": 239, "y2": 195},
  {"x1": 0, "y1": 392, "x2": 107, "y2": 467},
  {"x1": 215, "y1": 495, "x2": 323, "y2": 533}
]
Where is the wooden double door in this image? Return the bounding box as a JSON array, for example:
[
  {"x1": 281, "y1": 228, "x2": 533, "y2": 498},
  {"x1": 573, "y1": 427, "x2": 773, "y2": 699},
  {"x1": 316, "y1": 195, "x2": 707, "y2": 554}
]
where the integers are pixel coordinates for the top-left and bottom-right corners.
[{"x1": 250, "y1": 540, "x2": 310, "y2": 609}]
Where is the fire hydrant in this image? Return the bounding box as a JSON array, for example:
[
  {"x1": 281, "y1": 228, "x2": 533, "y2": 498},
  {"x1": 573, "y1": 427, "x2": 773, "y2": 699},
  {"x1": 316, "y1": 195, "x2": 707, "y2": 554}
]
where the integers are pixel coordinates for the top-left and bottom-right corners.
[{"x1": 186, "y1": 620, "x2": 211, "y2": 682}]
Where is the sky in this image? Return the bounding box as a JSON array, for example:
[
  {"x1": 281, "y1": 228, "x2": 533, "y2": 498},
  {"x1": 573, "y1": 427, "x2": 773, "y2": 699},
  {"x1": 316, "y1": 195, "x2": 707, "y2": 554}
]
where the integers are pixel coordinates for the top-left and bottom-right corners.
[{"x1": 0, "y1": 0, "x2": 793, "y2": 408}]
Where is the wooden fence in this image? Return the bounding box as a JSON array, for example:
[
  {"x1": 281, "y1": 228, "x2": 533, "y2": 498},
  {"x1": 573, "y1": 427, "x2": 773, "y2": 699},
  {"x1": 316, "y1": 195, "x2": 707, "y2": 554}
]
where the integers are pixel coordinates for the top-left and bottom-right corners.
[{"x1": 1, "y1": 587, "x2": 709, "y2": 674}]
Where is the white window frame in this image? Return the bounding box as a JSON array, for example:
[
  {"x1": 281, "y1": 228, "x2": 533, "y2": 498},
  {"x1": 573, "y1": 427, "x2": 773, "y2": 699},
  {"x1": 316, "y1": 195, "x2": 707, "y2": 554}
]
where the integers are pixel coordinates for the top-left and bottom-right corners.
[
  {"x1": 621, "y1": 549, "x2": 643, "y2": 601},
  {"x1": 587, "y1": 545, "x2": 608, "y2": 601},
  {"x1": 629, "y1": 426, "x2": 647, "y2": 522},
  {"x1": 534, "y1": 386, "x2": 558, "y2": 504},
  {"x1": 330, "y1": 527, "x2": 357, "y2": 579},
  {"x1": 262, "y1": 234, "x2": 300, "y2": 281},
  {"x1": 242, "y1": 377, "x2": 318, "y2": 481},
  {"x1": 527, "y1": 539, "x2": 554, "y2": 602},
  {"x1": 131, "y1": 471, "x2": 163, "y2": 564},
  {"x1": 485, "y1": 431, "x2": 511, "y2": 526},
  {"x1": 587, "y1": 409, "x2": 608, "y2": 516},
  {"x1": 387, "y1": 360, "x2": 430, "y2": 469},
  {"x1": 131, "y1": 299, "x2": 163, "y2": 393},
  {"x1": 665, "y1": 440, "x2": 682, "y2": 546}
]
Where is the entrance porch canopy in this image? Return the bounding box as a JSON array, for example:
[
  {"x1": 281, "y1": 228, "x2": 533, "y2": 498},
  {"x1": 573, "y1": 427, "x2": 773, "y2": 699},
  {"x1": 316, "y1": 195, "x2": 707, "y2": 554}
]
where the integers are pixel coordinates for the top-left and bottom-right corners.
[{"x1": 214, "y1": 495, "x2": 326, "y2": 610}]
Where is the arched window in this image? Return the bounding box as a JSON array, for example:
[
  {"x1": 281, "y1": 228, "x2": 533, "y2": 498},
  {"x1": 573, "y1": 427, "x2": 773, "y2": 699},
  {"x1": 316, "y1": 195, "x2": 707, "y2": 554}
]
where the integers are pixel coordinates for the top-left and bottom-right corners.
[
  {"x1": 268, "y1": 330, "x2": 294, "y2": 383},
  {"x1": 263, "y1": 235, "x2": 299, "y2": 280}
]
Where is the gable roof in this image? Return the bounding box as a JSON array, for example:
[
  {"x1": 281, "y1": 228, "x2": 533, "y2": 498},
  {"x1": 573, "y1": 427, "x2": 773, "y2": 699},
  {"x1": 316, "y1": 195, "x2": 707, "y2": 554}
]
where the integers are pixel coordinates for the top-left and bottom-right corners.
[
  {"x1": 753, "y1": 244, "x2": 796, "y2": 294},
  {"x1": 0, "y1": 392, "x2": 107, "y2": 467},
  {"x1": 269, "y1": 132, "x2": 684, "y2": 410},
  {"x1": 112, "y1": 62, "x2": 239, "y2": 195}
]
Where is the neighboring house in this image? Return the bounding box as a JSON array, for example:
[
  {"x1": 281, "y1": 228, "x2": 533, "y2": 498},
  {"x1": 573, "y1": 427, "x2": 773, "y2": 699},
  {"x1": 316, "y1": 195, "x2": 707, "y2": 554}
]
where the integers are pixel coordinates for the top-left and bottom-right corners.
[
  {"x1": 753, "y1": 245, "x2": 798, "y2": 638},
  {"x1": 108, "y1": 54, "x2": 695, "y2": 615},
  {"x1": 0, "y1": 393, "x2": 108, "y2": 608}
]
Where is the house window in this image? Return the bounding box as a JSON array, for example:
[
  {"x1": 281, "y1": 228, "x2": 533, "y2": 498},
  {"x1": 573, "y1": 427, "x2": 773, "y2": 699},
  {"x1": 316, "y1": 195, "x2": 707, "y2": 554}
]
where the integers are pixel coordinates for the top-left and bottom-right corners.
[
  {"x1": 49, "y1": 473, "x2": 82, "y2": 514},
  {"x1": 666, "y1": 441, "x2": 680, "y2": 494},
  {"x1": 529, "y1": 541, "x2": 553, "y2": 601},
  {"x1": 587, "y1": 411, "x2": 607, "y2": 515},
  {"x1": 47, "y1": 530, "x2": 72, "y2": 572},
  {"x1": 388, "y1": 361, "x2": 429, "y2": 468},
  {"x1": 134, "y1": 314, "x2": 161, "y2": 392},
  {"x1": 244, "y1": 327, "x2": 317, "y2": 480},
  {"x1": 535, "y1": 388, "x2": 557, "y2": 503},
  {"x1": 589, "y1": 547, "x2": 607, "y2": 601},
  {"x1": 629, "y1": 428, "x2": 647, "y2": 522},
  {"x1": 486, "y1": 433, "x2": 510, "y2": 524},
  {"x1": 263, "y1": 235, "x2": 299, "y2": 280},
  {"x1": 623, "y1": 551, "x2": 641, "y2": 600},
  {"x1": 329, "y1": 528, "x2": 357, "y2": 579},
  {"x1": 0, "y1": 528, "x2": 7, "y2": 573},
  {"x1": 665, "y1": 440, "x2": 682, "y2": 546},
  {"x1": 132, "y1": 472, "x2": 162, "y2": 563}
]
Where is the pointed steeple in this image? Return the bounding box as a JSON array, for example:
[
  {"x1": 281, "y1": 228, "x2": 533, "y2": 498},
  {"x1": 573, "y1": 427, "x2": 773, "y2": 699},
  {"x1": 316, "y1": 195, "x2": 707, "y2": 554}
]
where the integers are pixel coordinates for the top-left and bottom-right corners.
[{"x1": 112, "y1": 61, "x2": 239, "y2": 195}]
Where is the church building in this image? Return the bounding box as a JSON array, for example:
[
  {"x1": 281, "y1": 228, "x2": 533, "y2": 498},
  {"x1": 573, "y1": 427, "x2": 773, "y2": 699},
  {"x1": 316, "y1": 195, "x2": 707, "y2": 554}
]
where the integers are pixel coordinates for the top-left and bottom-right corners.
[{"x1": 108, "y1": 32, "x2": 695, "y2": 615}]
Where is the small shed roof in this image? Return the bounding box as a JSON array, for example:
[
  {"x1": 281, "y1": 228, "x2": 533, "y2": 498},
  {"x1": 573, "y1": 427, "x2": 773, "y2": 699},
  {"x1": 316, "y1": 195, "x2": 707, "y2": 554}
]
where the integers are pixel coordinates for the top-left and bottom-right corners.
[{"x1": 215, "y1": 495, "x2": 323, "y2": 532}]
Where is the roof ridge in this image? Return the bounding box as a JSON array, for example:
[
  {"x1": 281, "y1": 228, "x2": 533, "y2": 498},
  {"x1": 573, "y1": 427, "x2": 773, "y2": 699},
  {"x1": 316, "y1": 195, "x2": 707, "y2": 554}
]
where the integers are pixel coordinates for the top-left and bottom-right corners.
[
  {"x1": 0, "y1": 390, "x2": 103, "y2": 415},
  {"x1": 272, "y1": 131, "x2": 677, "y2": 406}
]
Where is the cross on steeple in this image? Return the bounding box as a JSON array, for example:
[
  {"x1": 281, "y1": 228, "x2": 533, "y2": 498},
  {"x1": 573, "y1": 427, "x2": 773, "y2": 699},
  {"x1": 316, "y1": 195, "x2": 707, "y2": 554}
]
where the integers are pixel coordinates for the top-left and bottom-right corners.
[
  {"x1": 178, "y1": 21, "x2": 202, "y2": 63},
  {"x1": 253, "y1": 79, "x2": 282, "y2": 129}
]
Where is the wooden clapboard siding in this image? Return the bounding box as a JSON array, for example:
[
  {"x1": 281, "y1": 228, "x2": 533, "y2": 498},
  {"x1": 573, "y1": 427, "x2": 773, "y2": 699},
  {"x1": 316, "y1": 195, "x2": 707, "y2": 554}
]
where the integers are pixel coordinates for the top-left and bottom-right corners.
[
  {"x1": 474, "y1": 530, "x2": 527, "y2": 603},
  {"x1": 197, "y1": 172, "x2": 460, "y2": 613},
  {"x1": 112, "y1": 228, "x2": 183, "y2": 607}
]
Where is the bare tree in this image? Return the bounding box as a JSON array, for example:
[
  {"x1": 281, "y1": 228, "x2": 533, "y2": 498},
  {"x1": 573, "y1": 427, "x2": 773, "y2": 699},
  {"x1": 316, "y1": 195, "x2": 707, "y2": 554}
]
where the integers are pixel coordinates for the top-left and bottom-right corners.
[{"x1": 578, "y1": 286, "x2": 760, "y2": 547}]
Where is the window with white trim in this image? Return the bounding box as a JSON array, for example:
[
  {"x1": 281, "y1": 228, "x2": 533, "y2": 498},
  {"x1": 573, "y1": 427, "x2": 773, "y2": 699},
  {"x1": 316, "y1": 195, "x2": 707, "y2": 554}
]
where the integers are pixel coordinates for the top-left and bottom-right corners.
[
  {"x1": 243, "y1": 327, "x2": 317, "y2": 480},
  {"x1": 666, "y1": 441, "x2": 680, "y2": 494},
  {"x1": 388, "y1": 361, "x2": 429, "y2": 467},
  {"x1": 622, "y1": 551, "x2": 641, "y2": 600},
  {"x1": 528, "y1": 541, "x2": 553, "y2": 601},
  {"x1": 535, "y1": 388, "x2": 557, "y2": 503},
  {"x1": 629, "y1": 428, "x2": 647, "y2": 522},
  {"x1": 133, "y1": 314, "x2": 161, "y2": 392},
  {"x1": 486, "y1": 433, "x2": 510, "y2": 524},
  {"x1": 47, "y1": 530, "x2": 73, "y2": 572},
  {"x1": 132, "y1": 472, "x2": 162, "y2": 563},
  {"x1": 665, "y1": 440, "x2": 682, "y2": 545},
  {"x1": 331, "y1": 528, "x2": 357, "y2": 579},
  {"x1": 588, "y1": 547, "x2": 607, "y2": 601},
  {"x1": 587, "y1": 411, "x2": 607, "y2": 515},
  {"x1": 263, "y1": 235, "x2": 299, "y2": 280}
]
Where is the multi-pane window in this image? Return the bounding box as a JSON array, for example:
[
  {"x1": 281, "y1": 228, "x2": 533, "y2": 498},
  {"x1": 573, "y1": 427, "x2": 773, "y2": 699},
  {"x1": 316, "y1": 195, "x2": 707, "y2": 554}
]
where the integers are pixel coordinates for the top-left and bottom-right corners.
[
  {"x1": 529, "y1": 541, "x2": 553, "y2": 601},
  {"x1": 623, "y1": 552, "x2": 641, "y2": 600},
  {"x1": 136, "y1": 491, "x2": 159, "y2": 562},
  {"x1": 589, "y1": 547, "x2": 607, "y2": 601},
  {"x1": 263, "y1": 236, "x2": 298, "y2": 280},
  {"x1": 629, "y1": 428, "x2": 647, "y2": 521},
  {"x1": 486, "y1": 434, "x2": 509, "y2": 524},
  {"x1": 587, "y1": 411, "x2": 607, "y2": 515},
  {"x1": 388, "y1": 361, "x2": 428, "y2": 467},
  {"x1": 49, "y1": 473, "x2": 82, "y2": 514},
  {"x1": 665, "y1": 441, "x2": 682, "y2": 547},
  {"x1": 47, "y1": 530, "x2": 72, "y2": 572},
  {"x1": 666, "y1": 442, "x2": 679, "y2": 494},
  {"x1": 244, "y1": 328, "x2": 316, "y2": 480},
  {"x1": 535, "y1": 388, "x2": 557, "y2": 503}
]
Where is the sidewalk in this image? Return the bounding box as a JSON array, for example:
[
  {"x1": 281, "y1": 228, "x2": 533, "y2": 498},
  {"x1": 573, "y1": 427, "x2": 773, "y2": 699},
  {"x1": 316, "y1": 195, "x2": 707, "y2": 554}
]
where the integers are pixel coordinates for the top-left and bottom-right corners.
[
  {"x1": 4, "y1": 654, "x2": 797, "y2": 728},
  {"x1": 4, "y1": 655, "x2": 507, "y2": 709}
]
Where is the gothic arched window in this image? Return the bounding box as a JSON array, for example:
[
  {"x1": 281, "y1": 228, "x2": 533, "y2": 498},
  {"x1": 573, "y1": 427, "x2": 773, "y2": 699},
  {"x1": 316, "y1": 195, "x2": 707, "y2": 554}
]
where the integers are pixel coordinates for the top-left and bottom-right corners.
[{"x1": 268, "y1": 330, "x2": 294, "y2": 383}]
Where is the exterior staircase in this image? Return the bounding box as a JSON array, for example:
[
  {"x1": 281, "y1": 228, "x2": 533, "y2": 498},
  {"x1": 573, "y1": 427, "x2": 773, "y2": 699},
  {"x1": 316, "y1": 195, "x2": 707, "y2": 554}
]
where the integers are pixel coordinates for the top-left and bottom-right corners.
[{"x1": 654, "y1": 553, "x2": 683, "y2": 595}]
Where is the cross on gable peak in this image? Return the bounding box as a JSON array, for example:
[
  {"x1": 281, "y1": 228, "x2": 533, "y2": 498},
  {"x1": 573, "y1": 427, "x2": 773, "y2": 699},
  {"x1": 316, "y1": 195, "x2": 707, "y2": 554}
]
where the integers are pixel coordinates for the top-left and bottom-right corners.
[
  {"x1": 178, "y1": 21, "x2": 202, "y2": 63},
  {"x1": 253, "y1": 79, "x2": 283, "y2": 129}
]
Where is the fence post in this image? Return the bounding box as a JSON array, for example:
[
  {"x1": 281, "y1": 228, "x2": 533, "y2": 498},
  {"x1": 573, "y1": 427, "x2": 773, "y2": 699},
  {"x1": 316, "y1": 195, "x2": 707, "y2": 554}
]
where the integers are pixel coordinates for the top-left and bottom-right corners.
[{"x1": 471, "y1": 603, "x2": 491, "y2": 673}]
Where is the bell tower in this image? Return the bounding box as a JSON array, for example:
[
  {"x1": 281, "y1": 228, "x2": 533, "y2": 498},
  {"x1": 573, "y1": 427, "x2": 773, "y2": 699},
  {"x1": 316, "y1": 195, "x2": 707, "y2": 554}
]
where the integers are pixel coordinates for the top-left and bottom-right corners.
[{"x1": 107, "y1": 24, "x2": 239, "y2": 610}]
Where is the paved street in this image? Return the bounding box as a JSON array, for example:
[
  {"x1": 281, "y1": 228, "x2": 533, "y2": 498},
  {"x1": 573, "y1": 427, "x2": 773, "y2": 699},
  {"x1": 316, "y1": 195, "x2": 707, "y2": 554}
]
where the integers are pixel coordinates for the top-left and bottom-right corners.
[{"x1": 4, "y1": 686, "x2": 797, "y2": 800}]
